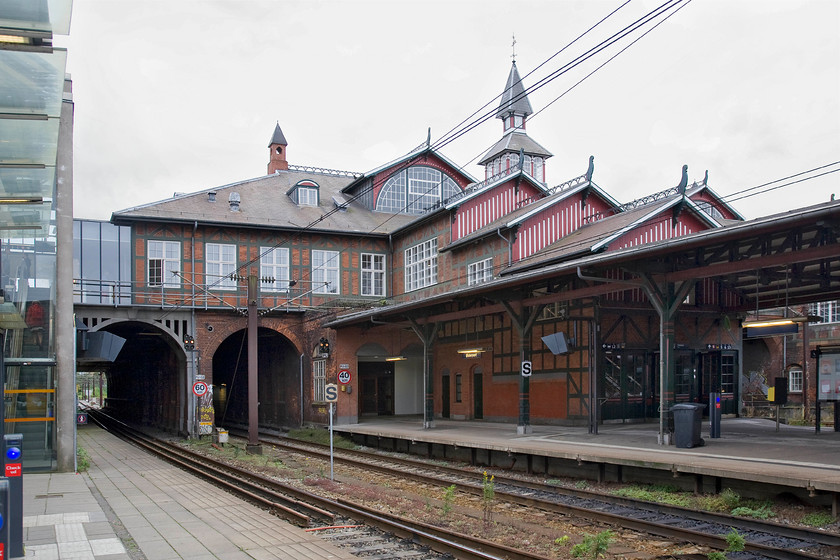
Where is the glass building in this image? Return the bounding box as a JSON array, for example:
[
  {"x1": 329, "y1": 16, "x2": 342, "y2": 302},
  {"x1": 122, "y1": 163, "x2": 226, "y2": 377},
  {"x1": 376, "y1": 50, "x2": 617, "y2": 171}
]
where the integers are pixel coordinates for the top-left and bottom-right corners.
[{"x1": 1, "y1": 0, "x2": 75, "y2": 471}]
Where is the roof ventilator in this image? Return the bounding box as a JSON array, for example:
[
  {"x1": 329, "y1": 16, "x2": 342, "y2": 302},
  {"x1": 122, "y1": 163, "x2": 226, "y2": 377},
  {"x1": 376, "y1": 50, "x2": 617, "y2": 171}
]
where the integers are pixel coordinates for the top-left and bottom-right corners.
[{"x1": 229, "y1": 192, "x2": 240, "y2": 212}]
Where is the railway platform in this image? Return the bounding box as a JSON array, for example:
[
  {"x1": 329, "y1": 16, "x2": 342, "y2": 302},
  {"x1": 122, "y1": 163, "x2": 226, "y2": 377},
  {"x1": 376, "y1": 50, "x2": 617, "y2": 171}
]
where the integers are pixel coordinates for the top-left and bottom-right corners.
[
  {"x1": 335, "y1": 416, "x2": 840, "y2": 513},
  {"x1": 20, "y1": 424, "x2": 356, "y2": 560}
]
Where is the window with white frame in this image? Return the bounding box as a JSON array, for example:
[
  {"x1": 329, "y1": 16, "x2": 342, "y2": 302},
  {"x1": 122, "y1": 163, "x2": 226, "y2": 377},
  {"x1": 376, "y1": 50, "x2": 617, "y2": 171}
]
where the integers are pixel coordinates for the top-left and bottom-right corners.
[
  {"x1": 260, "y1": 247, "x2": 290, "y2": 292},
  {"x1": 297, "y1": 187, "x2": 318, "y2": 206},
  {"x1": 313, "y1": 358, "x2": 326, "y2": 402},
  {"x1": 788, "y1": 368, "x2": 803, "y2": 393},
  {"x1": 312, "y1": 250, "x2": 339, "y2": 294},
  {"x1": 405, "y1": 238, "x2": 438, "y2": 292},
  {"x1": 809, "y1": 301, "x2": 840, "y2": 324},
  {"x1": 361, "y1": 253, "x2": 385, "y2": 297},
  {"x1": 148, "y1": 240, "x2": 181, "y2": 287},
  {"x1": 468, "y1": 258, "x2": 493, "y2": 285},
  {"x1": 206, "y1": 243, "x2": 237, "y2": 289}
]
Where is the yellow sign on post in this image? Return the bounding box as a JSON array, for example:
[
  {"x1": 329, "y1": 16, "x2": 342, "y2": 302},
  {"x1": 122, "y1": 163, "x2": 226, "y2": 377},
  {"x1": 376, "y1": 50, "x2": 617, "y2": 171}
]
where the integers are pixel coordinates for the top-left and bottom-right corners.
[{"x1": 768, "y1": 387, "x2": 776, "y2": 402}]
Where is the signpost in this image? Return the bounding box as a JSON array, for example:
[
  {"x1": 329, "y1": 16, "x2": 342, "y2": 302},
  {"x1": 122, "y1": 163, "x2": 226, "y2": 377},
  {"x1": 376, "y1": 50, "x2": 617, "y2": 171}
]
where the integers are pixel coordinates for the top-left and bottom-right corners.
[
  {"x1": 325, "y1": 383, "x2": 338, "y2": 480},
  {"x1": 192, "y1": 381, "x2": 209, "y2": 397},
  {"x1": 521, "y1": 360, "x2": 532, "y2": 377}
]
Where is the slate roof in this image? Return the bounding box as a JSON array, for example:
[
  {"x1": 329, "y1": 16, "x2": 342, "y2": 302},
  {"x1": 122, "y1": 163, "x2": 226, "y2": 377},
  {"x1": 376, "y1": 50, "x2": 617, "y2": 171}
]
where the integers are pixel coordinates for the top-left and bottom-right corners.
[
  {"x1": 496, "y1": 61, "x2": 532, "y2": 118},
  {"x1": 268, "y1": 122, "x2": 287, "y2": 146},
  {"x1": 478, "y1": 130, "x2": 553, "y2": 166},
  {"x1": 111, "y1": 168, "x2": 416, "y2": 235}
]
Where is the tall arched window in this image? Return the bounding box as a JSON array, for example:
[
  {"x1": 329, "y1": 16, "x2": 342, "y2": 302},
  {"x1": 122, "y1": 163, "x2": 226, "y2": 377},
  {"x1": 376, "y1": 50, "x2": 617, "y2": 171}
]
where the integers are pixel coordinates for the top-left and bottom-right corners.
[{"x1": 375, "y1": 166, "x2": 461, "y2": 214}]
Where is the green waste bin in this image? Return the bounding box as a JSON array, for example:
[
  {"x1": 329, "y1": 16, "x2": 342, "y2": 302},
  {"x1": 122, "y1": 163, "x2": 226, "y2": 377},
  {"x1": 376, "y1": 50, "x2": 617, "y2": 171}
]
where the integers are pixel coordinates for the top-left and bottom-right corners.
[{"x1": 671, "y1": 403, "x2": 705, "y2": 448}]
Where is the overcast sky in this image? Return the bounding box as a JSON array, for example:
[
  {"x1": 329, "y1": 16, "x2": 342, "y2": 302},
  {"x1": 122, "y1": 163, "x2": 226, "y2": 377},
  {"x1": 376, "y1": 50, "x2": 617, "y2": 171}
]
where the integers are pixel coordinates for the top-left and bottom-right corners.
[{"x1": 56, "y1": 0, "x2": 839, "y2": 222}]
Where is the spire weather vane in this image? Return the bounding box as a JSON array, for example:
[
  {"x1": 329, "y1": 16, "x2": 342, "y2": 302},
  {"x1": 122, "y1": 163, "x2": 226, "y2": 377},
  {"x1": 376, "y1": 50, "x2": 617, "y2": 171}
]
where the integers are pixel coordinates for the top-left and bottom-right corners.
[{"x1": 511, "y1": 33, "x2": 517, "y2": 62}]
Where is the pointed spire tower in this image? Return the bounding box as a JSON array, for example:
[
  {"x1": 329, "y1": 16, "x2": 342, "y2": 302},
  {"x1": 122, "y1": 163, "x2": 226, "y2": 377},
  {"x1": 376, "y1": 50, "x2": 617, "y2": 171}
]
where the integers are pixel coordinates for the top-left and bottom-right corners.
[
  {"x1": 267, "y1": 122, "x2": 288, "y2": 174},
  {"x1": 479, "y1": 56, "x2": 552, "y2": 184}
]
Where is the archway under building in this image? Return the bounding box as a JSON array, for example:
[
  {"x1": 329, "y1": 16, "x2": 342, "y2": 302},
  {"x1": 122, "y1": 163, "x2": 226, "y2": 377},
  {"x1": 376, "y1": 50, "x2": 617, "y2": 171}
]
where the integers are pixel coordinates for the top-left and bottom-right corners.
[
  {"x1": 212, "y1": 327, "x2": 301, "y2": 431},
  {"x1": 89, "y1": 321, "x2": 188, "y2": 435}
]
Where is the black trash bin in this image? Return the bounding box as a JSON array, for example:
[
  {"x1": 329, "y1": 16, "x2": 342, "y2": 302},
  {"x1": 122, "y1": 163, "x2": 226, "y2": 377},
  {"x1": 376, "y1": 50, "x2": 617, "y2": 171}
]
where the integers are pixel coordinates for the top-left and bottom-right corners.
[{"x1": 671, "y1": 403, "x2": 705, "y2": 448}]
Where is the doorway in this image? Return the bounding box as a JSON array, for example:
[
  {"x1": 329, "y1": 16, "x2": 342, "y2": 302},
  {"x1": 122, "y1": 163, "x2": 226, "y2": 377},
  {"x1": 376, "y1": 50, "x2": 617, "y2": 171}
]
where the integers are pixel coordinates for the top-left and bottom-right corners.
[
  {"x1": 473, "y1": 367, "x2": 483, "y2": 419},
  {"x1": 441, "y1": 373, "x2": 450, "y2": 418},
  {"x1": 359, "y1": 362, "x2": 394, "y2": 416}
]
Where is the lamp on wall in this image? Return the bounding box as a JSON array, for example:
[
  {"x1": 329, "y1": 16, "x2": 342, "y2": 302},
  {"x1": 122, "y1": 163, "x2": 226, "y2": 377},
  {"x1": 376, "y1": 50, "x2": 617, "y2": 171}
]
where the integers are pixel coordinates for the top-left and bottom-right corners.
[
  {"x1": 457, "y1": 347, "x2": 490, "y2": 359},
  {"x1": 385, "y1": 355, "x2": 406, "y2": 362}
]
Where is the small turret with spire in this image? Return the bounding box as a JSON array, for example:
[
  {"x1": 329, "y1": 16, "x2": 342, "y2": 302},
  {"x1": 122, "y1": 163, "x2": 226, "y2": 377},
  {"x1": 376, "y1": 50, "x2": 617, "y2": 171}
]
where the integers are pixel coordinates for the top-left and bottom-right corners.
[
  {"x1": 267, "y1": 122, "x2": 288, "y2": 174},
  {"x1": 478, "y1": 40, "x2": 552, "y2": 184}
]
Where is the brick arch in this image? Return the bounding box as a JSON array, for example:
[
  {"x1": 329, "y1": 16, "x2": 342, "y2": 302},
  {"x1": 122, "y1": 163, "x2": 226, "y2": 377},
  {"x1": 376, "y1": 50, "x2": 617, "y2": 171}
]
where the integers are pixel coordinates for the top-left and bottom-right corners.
[{"x1": 196, "y1": 314, "x2": 305, "y2": 383}]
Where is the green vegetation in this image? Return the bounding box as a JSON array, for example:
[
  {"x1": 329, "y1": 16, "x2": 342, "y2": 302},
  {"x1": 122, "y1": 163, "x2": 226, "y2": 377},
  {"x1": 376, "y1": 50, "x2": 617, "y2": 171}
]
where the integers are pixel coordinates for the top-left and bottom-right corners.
[
  {"x1": 725, "y1": 528, "x2": 745, "y2": 552},
  {"x1": 801, "y1": 510, "x2": 836, "y2": 527},
  {"x1": 612, "y1": 484, "x2": 692, "y2": 507},
  {"x1": 76, "y1": 446, "x2": 90, "y2": 472},
  {"x1": 699, "y1": 488, "x2": 741, "y2": 512},
  {"x1": 570, "y1": 530, "x2": 613, "y2": 559},
  {"x1": 706, "y1": 528, "x2": 745, "y2": 560},
  {"x1": 482, "y1": 471, "x2": 495, "y2": 526},
  {"x1": 287, "y1": 427, "x2": 356, "y2": 449},
  {"x1": 554, "y1": 535, "x2": 570, "y2": 546},
  {"x1": 731, "y1": 503, "x2": 775, "y2": 519},
  {"x1": 441, "y1": 484, "x2": 456, "y2": 517}
]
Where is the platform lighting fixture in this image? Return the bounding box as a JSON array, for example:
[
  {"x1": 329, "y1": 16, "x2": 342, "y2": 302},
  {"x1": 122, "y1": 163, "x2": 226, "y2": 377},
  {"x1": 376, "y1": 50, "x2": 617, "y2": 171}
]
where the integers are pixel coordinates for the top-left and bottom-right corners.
[
  {"x1": 457, "y1": 347, "x2": 490, "y2": 358},
  {"x1": 385, "y1": 356, "x2": 406, "y2": 362},
  {"x1": 743, "y1": 315, "x2": 820, "y2": 338}
]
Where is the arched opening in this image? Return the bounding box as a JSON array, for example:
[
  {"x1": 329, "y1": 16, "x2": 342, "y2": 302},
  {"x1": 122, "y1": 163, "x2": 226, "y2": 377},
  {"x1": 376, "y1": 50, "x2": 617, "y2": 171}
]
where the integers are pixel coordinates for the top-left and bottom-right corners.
[
  {"x1": 212, "y1": 327, "x2": 300, "y2": 430},
  {"x1": 91, "y1": 321, "x2": 187, "y2": 435}
]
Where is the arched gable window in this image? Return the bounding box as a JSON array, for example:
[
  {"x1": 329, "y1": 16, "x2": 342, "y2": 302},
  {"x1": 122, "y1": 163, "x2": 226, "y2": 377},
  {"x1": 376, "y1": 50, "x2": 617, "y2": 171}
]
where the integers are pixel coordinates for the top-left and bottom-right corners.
[
  {"x1": 376, "y1": 166, "x2": 461, "y2": 214},
  {"x1": 289, "y1": 179, "x2": 319, "y2": 207}
]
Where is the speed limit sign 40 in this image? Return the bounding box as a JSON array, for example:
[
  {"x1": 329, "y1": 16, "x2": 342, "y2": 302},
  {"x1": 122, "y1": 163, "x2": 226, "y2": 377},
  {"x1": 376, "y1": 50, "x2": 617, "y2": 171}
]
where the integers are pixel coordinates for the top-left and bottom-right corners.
[
  {"x1": 192, "y1": 381, "x2": 209, "y2": 397},
  {"x1": 337, "y1": 369, "x2": 351, "y2": 384}
]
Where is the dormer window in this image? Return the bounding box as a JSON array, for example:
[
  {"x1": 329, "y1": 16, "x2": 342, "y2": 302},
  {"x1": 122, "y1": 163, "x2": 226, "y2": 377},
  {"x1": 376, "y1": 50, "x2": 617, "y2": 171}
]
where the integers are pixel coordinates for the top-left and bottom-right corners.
[{"x1": 289, "y1": 180, "x2": 319, "y2": 207}]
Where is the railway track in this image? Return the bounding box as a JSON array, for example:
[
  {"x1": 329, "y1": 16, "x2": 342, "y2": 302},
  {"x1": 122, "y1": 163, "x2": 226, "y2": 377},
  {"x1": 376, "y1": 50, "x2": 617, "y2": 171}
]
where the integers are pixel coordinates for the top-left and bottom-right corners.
[
  {"x1": 241, "y1": 429, "x2": 840, "y2": 560},
  {"x1": 85, "y1": 409, "x2": 555, "y2": 560}
]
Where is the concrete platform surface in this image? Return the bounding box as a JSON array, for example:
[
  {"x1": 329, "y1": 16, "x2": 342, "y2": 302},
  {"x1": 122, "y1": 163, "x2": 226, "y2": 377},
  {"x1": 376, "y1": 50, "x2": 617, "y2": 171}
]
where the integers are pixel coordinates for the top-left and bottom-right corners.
[
  {"x1": 20, "y1": 425, "x2": 356, "y2": 560},
  {"x1": 336, "y1": 416, "x2": 840, "y2": 492}
]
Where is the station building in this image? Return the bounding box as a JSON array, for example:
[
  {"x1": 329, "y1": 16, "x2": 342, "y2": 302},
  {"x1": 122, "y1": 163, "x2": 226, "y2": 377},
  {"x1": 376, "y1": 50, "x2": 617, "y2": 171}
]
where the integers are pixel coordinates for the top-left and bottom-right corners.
[{"x1": 73, "y1": 60, "x2": 837, "y2": 440}]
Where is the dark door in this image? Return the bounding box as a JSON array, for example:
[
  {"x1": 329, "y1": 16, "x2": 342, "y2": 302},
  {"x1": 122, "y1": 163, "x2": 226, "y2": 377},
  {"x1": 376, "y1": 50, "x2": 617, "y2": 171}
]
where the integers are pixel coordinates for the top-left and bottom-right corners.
[
  {"x1": 361, "y1": 377, "x2": 377, "y2": 416},
  {"x1": 601, "y1": 351, "x2": 649, "y2": 422},
  {"x1": 441, "y1": 375, "x2": 450, "y2": 418},
  {"x1": 377, "y1": 375, "x2": 394, "y2": 415},
  {"x1": 473, "y1": 371, "x2": 483, "y2": 419},
  {"x1": 700, "y1": 351, "x2": 738, "y2": 415}
]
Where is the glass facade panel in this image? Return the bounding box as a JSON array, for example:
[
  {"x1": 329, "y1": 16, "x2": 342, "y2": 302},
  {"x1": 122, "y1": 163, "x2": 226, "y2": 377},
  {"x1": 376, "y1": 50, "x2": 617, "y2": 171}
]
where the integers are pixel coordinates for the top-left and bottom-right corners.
[
  {"x1": 4, "y1": 362, "x2": 56, "y2": 471},
  {"x1": 0, "y1": 167, "x2": 56, "y2": 200},
  {"x1": 0, "y1": 49, "x2": 67, "y2": 116},
  {"x1": 74, "y1": 220, "x2": 132, "y2": 305}
]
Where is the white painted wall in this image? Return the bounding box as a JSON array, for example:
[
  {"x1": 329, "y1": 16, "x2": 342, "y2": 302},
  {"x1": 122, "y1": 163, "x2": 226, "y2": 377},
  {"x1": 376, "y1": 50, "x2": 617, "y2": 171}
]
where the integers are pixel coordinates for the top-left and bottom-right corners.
[{"x1": 393, "y1": 358, "x2": 423, "y2": 414}]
